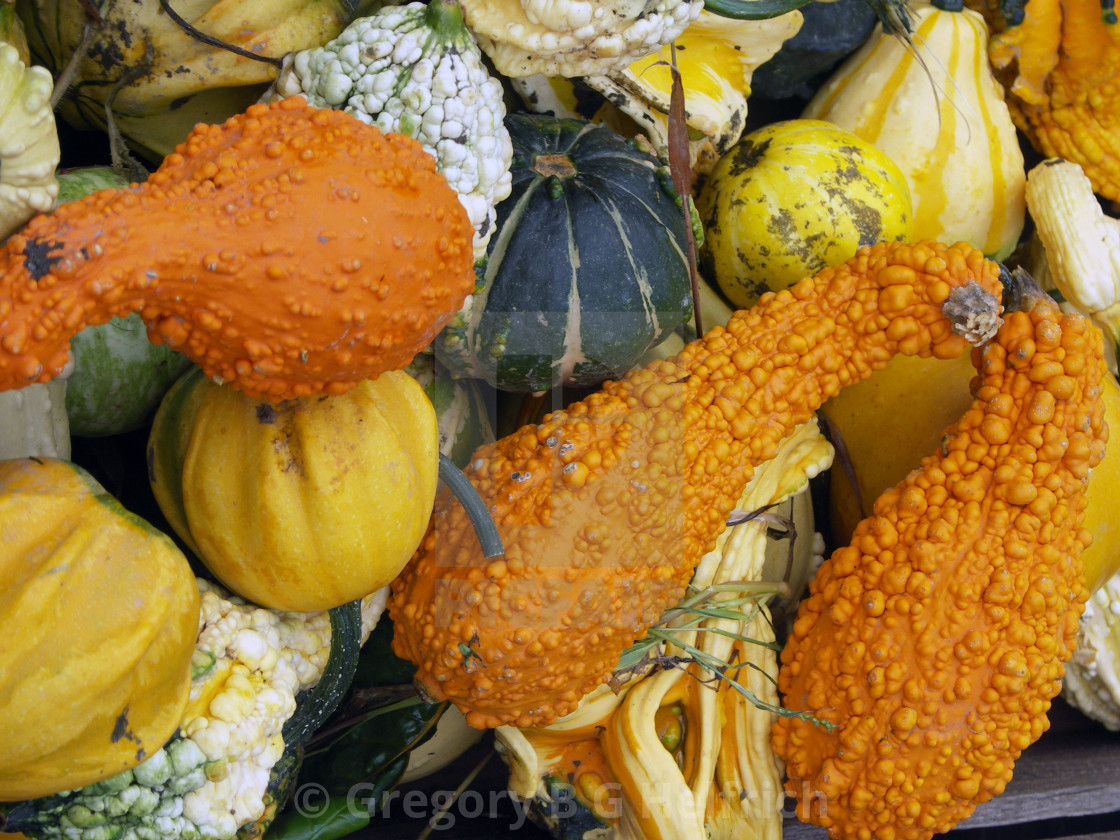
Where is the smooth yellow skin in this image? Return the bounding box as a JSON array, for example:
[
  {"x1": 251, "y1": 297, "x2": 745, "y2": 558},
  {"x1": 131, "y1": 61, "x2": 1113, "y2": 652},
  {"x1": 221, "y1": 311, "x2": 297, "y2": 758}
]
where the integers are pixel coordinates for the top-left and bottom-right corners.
[
  {"x1": 0, "y1": 457, "x2": 198, "y2": 801},
  {"x1": 1081, "y1": 375, "x2": 1120, "y2": 591},
  {"x1": 697, "y1": 119, "x2": 912, "y2": 309},
  {"x1": 826, "y1": 354, "x2": 1120, "y2": 592},
  {"x1": 804, "y1": 3, "x2": 1026, "y2": 261},
  {"x1": 150, "y1": 369, "x2": 439, "y2": 612}
]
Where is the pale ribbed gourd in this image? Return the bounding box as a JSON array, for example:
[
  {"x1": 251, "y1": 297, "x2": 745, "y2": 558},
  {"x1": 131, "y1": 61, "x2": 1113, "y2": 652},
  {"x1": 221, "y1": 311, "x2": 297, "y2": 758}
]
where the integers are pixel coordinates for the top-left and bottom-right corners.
[{"x1": 802, "y1": 0, "x2": 1025, "y2": 261}]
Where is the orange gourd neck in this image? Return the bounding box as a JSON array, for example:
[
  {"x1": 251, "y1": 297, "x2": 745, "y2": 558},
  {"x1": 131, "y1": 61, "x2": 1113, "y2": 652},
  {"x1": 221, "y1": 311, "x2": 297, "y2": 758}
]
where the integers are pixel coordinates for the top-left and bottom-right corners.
[{"x1": 391, "y1": 239, "x2": 1005, "y2": 730}]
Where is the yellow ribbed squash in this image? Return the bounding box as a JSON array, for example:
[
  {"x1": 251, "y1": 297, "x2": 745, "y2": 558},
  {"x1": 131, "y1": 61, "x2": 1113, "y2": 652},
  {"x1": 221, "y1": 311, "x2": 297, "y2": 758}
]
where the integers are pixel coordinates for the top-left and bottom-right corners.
[
  {"x1": 802, "y1": 0, "x2": 1026, "y2": 261},
  {"x1": 0, "y1": 457, "x2": 198, "y2": 801},
  {"x1": 696, "y1": 119, "x2": 912, "y2": 309},
  {"x1": 148, "y1": 368, "x2": 439, "y2": 612},
  {"x1": 584, "y1": 8, "x2": 804, "y2": 171}
]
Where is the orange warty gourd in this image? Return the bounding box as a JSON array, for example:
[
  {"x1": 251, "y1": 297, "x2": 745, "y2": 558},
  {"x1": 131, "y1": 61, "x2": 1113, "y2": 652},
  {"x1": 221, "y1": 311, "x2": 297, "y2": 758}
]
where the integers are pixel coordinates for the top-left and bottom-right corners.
[
  {"x1": 390, "y1": 239, "x2": 1006, "y2": 729},
  {"x1": 0, "y1": 96, "x2": 475, "y2": 403},
  {"x1": 979, "y1": 0, "x2": 1120, "y2": 201},
  {"x1": 772, "y1": 273, "x2": 1108, "y2": 840}
]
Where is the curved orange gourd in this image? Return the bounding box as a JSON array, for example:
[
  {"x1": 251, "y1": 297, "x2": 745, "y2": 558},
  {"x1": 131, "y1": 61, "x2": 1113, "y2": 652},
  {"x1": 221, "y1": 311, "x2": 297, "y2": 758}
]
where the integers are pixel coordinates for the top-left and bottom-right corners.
[
  {"x1": 773, "y1": 276, "x2": 1108, "y2": 840},
  {"x1": 0, "y1": 97, "x2": 475, "y2": 402},
  {"x1": 390, "y1": 239, "x2": 1005, "y2": 729}
]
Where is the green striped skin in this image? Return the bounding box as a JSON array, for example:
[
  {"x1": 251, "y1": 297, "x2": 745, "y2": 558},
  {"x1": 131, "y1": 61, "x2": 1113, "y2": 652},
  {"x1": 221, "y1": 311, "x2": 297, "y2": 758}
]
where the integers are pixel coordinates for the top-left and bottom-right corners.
[
  {"x1": 66, "y1": 314, "x2": 194, "y2": 436},
  {"x1": 436, "y1": 115, "x2": 694, "y2": 393},
  {"x1": 55, "y1": 169, "x2": 194, "y2": 437},
  {"x1": 406, "y1": 355, "x2": 494, "y2": 468}
]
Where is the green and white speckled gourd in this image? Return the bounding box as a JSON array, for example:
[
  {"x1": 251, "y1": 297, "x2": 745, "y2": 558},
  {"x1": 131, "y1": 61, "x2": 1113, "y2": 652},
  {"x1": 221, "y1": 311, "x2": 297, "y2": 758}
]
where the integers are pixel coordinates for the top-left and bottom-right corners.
[{"x1": 266, "y1": 0, "x2": 513, "y2": 259}]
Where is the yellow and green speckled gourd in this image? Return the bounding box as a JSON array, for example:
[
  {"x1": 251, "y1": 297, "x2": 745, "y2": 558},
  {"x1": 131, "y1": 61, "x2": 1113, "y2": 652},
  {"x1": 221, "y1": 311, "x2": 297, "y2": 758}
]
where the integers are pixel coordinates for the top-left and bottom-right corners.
[
  {"x1": 0, "y1": 456, "x2": 199, "y2": 801},
  {"x1": 148, "y1": 367, "x2": 440, "y2": 612},
  {"x1": 802, "y1": 0, "x2": 1026, "y2": 260}
]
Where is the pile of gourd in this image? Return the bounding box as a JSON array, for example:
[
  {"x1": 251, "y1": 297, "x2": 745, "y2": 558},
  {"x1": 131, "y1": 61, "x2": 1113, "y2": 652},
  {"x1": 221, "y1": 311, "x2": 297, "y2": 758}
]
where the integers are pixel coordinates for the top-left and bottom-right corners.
[{"x1": 2, "y1": 1, "x2": 1120, "y2": 839}]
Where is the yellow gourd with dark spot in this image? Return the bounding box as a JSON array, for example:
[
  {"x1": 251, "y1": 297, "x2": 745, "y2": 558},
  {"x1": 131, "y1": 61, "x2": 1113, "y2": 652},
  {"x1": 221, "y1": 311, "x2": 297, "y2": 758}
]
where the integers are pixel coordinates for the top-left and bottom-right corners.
[
  {"x1": 696, "y1": 119, "x2": 912, "y2": 309},
  {"x1": 0, "y1": 457, "x2": 198, "y2": 801},
  {"x1": 148, "y1": 367, "x2": 439, "y2": 612}
]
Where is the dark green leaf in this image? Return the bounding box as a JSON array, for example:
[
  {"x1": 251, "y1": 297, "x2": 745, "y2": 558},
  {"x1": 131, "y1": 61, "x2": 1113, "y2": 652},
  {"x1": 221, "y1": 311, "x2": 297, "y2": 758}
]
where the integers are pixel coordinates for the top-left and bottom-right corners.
[
  {"x1": 352, "y1": 616, "x2": 416, "y2": 688},
  {"x1": 262, "y1": 798, "x2": 370, "y2": 840},
  {"x1": 300, "y1": 698, "x2": 447, "y2": 796}
]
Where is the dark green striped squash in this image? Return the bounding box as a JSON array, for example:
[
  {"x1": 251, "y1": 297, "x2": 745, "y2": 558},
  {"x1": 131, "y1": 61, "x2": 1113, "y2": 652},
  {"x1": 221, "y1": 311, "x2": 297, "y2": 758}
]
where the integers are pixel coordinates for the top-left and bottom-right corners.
[{"x1": 435, "y1": 114, "x2": 694, "y2": 393}]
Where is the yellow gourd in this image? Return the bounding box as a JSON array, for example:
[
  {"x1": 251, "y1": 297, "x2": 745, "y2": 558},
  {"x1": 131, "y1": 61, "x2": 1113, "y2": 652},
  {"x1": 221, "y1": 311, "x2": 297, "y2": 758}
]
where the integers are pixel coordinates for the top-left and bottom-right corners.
[
  {"x1": 585, "y1": 8, "x2": 805, "y2": 171},
  {"x1": 803, "y1": 0, "x2": 1025, "y2": 260},
  {"x1": 696, "y1": 119, "x2": 912, "y2": 308},
  {"x1": 0, "y1": 457, "x2": 198, "y2": 801},
  {"x1": 148, "y1": 367, "x2": 439, "y2": 612},
  {"x1": 823, "y1": 352, "x2": 975, "y2": 546}
]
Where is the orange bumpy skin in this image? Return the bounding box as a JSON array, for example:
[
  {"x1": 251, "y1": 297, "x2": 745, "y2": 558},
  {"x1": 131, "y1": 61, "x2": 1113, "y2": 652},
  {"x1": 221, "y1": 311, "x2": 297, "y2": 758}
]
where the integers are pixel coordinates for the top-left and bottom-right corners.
[
  {"x1": 0, "y1": 97, "x2": 474, "y2": 402},
  {"x1": 985, "y1": 0, "x2": 1120, "y2": 202},
  {"x1": 390, "y1": 240, "x2": 1005, "y2": 729},
  {"x1": 772, "y1": 291, "x2": 1108, "y2": 840}
]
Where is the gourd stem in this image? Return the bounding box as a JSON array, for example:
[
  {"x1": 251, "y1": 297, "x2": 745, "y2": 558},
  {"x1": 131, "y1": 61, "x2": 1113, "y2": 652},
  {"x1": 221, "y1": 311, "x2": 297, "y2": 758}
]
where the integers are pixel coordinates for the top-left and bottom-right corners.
[
  {"x1": 931, "y1": 0, "x2": 964, "y2": 10},
  {"x1": 438, "y1": 453, "x2": 504, "y2": 559},
  {"x1": 998, "y1": 263, "x2": 1054, "y2": 314},
  {"x1": 703, "y1": 0, "x2": 813, "y2": 18}
]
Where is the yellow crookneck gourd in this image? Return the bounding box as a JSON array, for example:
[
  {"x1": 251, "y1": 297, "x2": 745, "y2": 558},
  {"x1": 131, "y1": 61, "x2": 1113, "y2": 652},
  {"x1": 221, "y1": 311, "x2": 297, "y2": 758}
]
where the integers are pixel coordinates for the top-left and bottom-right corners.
[{"x1": 803, "y1": 0, "x2": 1026, "y2": 260}]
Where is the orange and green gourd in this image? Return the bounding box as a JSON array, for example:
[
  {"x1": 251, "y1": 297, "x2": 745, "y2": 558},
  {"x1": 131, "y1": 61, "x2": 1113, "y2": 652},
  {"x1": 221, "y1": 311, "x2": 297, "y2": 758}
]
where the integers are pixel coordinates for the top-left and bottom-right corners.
[
  {"x1": 0, "y1": 96, "x2": 475, "y2": 403},
  {"x1": 977, "y1": 0, "x2": 1120, "y2": 202},
  {"x1": 772, "y1": 272, "x2": 1108, "y2": 840},
  {"x1": 389, "y1": 238, "x2": 1006, "y2": 730}
]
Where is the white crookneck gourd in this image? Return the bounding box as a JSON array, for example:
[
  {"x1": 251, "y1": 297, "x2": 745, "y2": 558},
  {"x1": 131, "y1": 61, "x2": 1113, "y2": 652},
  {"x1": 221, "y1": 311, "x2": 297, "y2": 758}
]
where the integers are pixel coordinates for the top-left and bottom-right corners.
[
  {"x1": 1024, "y1": 157, "x2": 1120, "y2": 373},
  {"x1": 802, "y1": 0, "x2": 1025, "y2": 260},
  {"x1": 495, "y1": 419, "x2": 833, "y2": 840}
]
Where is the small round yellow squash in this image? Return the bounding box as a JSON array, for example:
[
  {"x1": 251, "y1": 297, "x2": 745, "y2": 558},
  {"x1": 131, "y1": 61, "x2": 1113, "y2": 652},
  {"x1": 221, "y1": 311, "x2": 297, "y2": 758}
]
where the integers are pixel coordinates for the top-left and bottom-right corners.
[
  {"x1": 148, "y1": 368, "x2": 440, "y2": 612},
  {"x1": 0, "y1": 456, "x2": 198, "y2": 801},
  {"x1": 697, "y1": 118, "x2": 913, "y2": 309}
]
